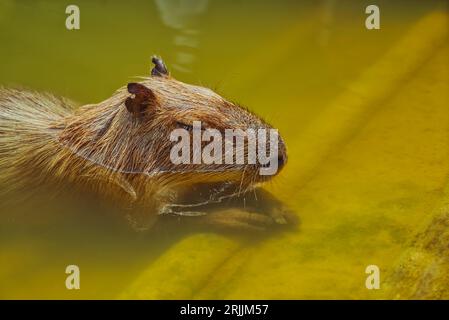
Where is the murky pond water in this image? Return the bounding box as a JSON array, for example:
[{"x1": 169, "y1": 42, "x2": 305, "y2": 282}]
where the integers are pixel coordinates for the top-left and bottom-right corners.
[{"x1": 0, "y1": 0, "x2": 448, "y2": 299}]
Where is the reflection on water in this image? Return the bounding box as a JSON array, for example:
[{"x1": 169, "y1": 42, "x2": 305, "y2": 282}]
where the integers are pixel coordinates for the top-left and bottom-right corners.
[
  {"x1": 155, "y1": 0, "x2": 208, "y2": 73},
  {"x1": 318, "y1": 0, "x2": 337, "y2": 47}
]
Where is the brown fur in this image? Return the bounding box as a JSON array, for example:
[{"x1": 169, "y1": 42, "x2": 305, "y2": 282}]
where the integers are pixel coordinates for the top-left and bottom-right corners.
[{"x1": 0, "y1": 58, "x2": 289, "y2": 230}]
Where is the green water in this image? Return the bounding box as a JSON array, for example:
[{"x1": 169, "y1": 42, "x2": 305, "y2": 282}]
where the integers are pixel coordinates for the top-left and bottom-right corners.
[{"x1": 1, "y1": 0, "x2": 448, "y2": 299}]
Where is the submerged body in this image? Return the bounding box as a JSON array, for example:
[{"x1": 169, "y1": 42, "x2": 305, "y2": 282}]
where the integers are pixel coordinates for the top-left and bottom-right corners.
[{"x1": 0, "y1": 57, "x2": 295, "y2": 230}]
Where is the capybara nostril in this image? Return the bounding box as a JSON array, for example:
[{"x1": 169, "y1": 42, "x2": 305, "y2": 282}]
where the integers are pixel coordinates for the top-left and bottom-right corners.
[{"x1": 277, "y1": 152, "x2": 288, "y2": 170}]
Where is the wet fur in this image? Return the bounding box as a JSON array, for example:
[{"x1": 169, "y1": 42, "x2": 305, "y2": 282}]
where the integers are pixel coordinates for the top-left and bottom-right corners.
[{"x1": 0, "y1": 68, "x2": 292, "y2": 230}]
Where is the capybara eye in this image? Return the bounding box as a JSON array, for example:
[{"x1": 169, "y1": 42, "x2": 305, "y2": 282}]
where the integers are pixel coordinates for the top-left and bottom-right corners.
[{"x1": 176, "y1": 121, "x2": 193, "y2": 131}]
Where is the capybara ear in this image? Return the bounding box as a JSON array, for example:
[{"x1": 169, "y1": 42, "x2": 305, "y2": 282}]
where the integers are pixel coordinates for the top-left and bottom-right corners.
[
  {"x1": 151, "y1": 56, "x2": 169, "y2": 77},
  {"x1": 125, "y1": 83, "x2": 158, "y2": 116}
]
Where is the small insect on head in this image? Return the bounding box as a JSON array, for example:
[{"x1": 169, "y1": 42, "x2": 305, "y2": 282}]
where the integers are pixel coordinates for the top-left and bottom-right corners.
[{"x1": 151, "y1": 56, "x2": 169, "y2": 77}]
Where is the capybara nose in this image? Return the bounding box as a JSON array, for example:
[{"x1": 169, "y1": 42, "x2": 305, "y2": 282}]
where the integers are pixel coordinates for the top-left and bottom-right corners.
[
  {"x1": 277, "y1": 152, "x2": 287, "y2": 170},
  {"x1": 277, "y1": 136, "x2": 287, "y2": 170}
]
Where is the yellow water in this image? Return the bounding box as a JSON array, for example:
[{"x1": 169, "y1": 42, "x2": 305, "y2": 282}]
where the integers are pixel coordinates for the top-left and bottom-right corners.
[{"x1": 1, "y1": 0, "x2": 449, "y2": 299}]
